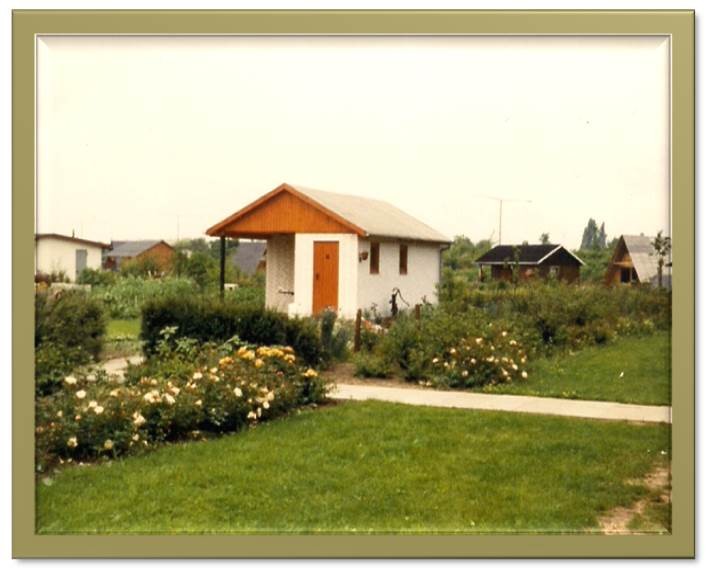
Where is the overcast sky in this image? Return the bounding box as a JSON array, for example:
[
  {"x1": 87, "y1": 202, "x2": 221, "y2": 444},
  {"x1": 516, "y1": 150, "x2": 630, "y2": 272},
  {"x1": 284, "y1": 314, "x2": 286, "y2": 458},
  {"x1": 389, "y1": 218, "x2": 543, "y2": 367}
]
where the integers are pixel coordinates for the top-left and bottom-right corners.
[{"x1": 36, "y1": 35, "x2": 670, "y2": 248}]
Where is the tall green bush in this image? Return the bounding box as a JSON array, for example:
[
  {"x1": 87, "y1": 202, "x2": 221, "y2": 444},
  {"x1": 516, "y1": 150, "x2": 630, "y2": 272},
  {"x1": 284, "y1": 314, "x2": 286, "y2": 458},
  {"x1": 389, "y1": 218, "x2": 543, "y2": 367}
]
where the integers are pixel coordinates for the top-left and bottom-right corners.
[
  {"x1": 35, "y1": 290, "x2": 106, "y2": 395},
  {"x1": 318, "y1": 309, "x2": 351, "y2": 364}
]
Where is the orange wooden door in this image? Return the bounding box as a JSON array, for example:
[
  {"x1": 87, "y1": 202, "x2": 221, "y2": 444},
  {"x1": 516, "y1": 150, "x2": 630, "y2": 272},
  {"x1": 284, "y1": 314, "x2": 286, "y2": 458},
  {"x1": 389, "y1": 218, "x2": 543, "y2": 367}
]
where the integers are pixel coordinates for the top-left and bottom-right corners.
[{"x1": 312, "y1": 241, "x2": 339, "y2": 315}]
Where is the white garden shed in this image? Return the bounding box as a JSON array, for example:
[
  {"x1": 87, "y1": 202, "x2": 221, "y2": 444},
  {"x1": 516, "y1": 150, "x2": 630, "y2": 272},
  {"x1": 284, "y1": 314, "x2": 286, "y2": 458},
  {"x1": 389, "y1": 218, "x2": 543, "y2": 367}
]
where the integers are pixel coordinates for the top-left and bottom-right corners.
[
  {"x1": 35, "y1": 233, "x2": 110, "y2": 281},
  {"x1": 207, "y1": 183, "x2": 451, "y2": 318}
]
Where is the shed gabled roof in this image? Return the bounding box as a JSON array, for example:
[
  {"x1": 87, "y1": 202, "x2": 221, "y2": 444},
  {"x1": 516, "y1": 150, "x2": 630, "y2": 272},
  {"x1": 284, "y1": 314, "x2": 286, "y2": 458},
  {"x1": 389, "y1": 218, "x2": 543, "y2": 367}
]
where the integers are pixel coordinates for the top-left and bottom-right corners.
[
  {"x1": 35, "y1": 233, "x2": 110, "y2": 250},
  {"x1": 475, "y1": 244, "x2": 585, "y2": 266},
  {"x1": 107, "y1": 240, "x2": 172, "y2": 258},
  {"x1": 206, "y1": 183, "x2": 451, "y2": 243},
  {"x1": 619, "y1": 235, "x2": 666, "y2": 284}
]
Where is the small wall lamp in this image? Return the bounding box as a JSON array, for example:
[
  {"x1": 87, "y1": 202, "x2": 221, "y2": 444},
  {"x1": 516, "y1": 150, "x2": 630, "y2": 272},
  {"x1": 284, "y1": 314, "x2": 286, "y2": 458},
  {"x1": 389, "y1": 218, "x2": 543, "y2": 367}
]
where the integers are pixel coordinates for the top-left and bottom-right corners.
[{"x1": 358, "y1": 251, "x2": 369, "y2": 262}]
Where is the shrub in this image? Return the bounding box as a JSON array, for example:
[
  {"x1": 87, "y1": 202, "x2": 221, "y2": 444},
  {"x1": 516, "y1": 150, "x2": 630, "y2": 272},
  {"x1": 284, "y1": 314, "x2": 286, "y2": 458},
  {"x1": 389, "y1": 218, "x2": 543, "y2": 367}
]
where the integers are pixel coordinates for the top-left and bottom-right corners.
[
  {"x1": 119, "y1": 256, "x2": 162, "y2": 278},
  {"x1": 284, "y1": 318, "x2": 322, "y2": 366},
  {"x1": 141, "y1": 297, "x2": 323, "y2": 366},
  {"x1": 35, "y1": 342, "x2": 92, "y2": 396},
  {"x1": 35, "y1": 290, "x2": 106, "y2": 396},
  {"x1": 353, "y1": 352, "x2": 393, "y2": 379},
  {"x1": 319, "y1": 310, "x2": 352, "y2": 364},
  {"x1": 222, "y1": 283, "x2": 265, "y2": 307},
  {"x1": 77, "y1": 268, "x2": 117, "y2": 287},
  {"x1": 35, "y1": 270, "x2": 70, "y2": 285},
  {"x1": 35, "y1": 338, "x2": 329, "y2": 470},
  {"x1": 438, "y1": 281, "x2": 670, "y2": 354},
  {"x1": 372, "y1": 306, "x2": 530, "y2": 383},
  {"x1": 36, "y1": 290, "x2": 106, "y2": 359},
  {"x1": 349, "y1": 279, "x2": 671, "y2": 390},
  {"x1": 427, "y1": 327, "x2": 529, "y2": 389}
]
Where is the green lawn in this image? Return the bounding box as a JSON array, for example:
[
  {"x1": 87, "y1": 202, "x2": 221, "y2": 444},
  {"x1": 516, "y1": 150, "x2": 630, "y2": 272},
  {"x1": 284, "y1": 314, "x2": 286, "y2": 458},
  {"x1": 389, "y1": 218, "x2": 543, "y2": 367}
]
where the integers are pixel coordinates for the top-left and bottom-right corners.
[
  {"x1": 106, "y1": 318, "x2": 141, "y2": 339},
  {"x1": 37, "y1": 401, "x2": 670, "y2": 534},
  {"x1": 103, "y1": 319, "x2": 142, "y2": 360},
  {"x1": 480, "y1": 333, "x2": 670, "y2": 406}
]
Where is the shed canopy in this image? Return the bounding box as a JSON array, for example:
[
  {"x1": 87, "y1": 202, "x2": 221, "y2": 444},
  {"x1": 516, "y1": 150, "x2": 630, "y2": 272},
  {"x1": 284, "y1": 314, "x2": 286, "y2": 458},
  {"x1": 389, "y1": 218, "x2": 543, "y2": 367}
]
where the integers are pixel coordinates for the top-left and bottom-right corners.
[
  {"x1": 476, "y1": 244, "x2": 585, "y2": 266},
  {"x1": 206, "y1": 183, "x2": 451, "y2": 243}
]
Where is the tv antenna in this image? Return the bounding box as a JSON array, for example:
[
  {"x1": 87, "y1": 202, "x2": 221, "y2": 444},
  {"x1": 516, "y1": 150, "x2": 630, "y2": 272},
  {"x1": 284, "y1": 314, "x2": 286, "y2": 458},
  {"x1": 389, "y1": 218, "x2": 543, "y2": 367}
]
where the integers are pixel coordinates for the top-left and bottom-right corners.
[{"x1": 481, "y1": 196, "x2": 533, "y2": 245}]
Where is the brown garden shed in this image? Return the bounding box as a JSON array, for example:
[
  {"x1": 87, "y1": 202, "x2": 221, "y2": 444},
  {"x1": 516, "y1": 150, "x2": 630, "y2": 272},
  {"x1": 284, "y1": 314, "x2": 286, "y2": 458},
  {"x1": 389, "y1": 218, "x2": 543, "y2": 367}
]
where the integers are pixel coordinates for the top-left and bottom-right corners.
[{"x1": 475, "y1": 244, "x2": 584, "y2": 283}]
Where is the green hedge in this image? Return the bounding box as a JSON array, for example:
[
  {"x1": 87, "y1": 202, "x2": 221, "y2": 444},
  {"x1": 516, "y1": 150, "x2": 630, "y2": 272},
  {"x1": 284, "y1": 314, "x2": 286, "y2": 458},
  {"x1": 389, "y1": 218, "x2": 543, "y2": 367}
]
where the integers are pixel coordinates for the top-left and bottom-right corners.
[
  {"x1": 35, "y1": 290, "x2": 106, "y2": 395},
  {"x1": 141, "y1": 297, "x2": 322, "y2": 365}
]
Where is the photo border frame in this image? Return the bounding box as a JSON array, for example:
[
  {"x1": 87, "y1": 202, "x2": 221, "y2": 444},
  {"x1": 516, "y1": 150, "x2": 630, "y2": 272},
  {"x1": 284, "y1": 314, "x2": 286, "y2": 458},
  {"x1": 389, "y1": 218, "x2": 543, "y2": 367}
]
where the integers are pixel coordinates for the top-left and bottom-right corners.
[{"x1": 12, "y1": 9, "x2": 695, "y2": 558}]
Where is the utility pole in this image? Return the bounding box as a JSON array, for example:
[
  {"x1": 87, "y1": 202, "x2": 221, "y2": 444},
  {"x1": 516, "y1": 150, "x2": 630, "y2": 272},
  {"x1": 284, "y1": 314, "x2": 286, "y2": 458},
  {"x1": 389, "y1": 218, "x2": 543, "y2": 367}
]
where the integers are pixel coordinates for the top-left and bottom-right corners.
[{"x1": 481, "y1": 196, "x2": 532, "y2": 245}]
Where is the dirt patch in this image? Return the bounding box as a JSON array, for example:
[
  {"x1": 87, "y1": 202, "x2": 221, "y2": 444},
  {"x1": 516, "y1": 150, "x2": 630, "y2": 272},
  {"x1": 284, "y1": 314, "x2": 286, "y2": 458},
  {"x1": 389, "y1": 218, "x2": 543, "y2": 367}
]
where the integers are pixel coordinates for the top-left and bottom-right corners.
[
  {"x1": 596, "y1": 463, "x2": 671, "y2": 534},
  {"x1": 322, "y1": 362, "x2": 424, "y2": 390}
]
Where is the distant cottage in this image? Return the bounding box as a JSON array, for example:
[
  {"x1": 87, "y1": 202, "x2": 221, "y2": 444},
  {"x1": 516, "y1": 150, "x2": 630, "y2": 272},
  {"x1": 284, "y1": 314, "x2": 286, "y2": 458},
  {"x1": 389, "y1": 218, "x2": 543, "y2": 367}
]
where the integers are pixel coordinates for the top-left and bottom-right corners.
[
  {"x1": 605, "y1": 235, "x2": 671, "y2": 288},
  {"x1": 104, "y1": 240, "x2": 175, "y2": 272},
  {"x1": 35, "y1": 233, "x2": 110, "y2": 281},
  {"x1": 206, "y1": 183, "x2": 451, "y2": 318},
  {"x1": 475, "y1": 244, "x2": 584, "y2": 283}
]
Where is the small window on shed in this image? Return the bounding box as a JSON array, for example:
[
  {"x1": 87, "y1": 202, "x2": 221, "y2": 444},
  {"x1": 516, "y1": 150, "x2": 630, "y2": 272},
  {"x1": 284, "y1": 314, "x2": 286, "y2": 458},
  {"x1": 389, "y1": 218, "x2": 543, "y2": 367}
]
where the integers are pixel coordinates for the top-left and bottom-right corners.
[
  {"x1": 399, "y1": 244, "x2": 408, "y2": 275},
  {"x1": 370, "y1": 242, "x2": 380, "y2": 274}
]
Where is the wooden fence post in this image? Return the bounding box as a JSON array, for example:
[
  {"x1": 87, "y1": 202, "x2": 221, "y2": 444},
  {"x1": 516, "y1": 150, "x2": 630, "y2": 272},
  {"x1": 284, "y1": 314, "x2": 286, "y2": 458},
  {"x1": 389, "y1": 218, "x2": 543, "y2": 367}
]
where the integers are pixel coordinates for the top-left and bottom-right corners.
[{"x1": 354, "y1": 309, "x2": 362, "y2": 352}]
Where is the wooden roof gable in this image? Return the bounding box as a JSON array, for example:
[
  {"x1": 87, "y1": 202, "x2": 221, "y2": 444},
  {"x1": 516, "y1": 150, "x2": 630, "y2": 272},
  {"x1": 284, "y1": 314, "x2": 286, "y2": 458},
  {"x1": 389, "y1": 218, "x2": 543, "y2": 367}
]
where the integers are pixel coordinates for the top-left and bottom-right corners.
[{"x1": 206, "y1": 183, "x2": 366, "y2": 238}]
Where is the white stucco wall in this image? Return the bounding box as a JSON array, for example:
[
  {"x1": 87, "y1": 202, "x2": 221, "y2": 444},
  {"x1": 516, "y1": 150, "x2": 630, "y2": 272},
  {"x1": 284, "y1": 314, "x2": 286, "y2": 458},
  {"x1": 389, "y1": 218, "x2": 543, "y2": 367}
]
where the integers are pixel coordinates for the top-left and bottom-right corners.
[
  {"x1": 357, "y1": 239, "x2": 442, "y2": 316},
  {"x1": 264, "y1": 235, "x2": 295, "y2": 312},
  {"x1": 35, "y1": 237, "x2": 104, "y2": 281},
  {"x1": 290, "y1": 233, "x2": 359, "y2": 319}
]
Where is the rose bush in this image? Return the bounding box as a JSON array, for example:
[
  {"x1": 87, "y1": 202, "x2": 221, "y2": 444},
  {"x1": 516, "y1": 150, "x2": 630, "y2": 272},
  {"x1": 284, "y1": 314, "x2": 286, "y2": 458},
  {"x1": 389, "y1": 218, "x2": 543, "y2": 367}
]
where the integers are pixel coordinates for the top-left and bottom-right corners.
[
  {"x1": 35, "y1": 337, "x2": 329, "y2": 471},
  {"x1": 427, "y1": 327, "x2": 529, "y2": 389}
]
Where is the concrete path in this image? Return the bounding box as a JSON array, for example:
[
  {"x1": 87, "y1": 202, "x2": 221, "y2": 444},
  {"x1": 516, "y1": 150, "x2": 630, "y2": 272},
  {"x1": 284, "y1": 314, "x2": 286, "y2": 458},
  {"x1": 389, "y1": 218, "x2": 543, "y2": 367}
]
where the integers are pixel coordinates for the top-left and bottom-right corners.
[
  {"x1": 101, "y1": 355, "x2": 144, "y2": 379},
  {"x1": 98, "y1": 356, "x2": 670, "y2": 424},
  {"x1": 329, "y1": 383, "x2": 672, "y2": 424}
]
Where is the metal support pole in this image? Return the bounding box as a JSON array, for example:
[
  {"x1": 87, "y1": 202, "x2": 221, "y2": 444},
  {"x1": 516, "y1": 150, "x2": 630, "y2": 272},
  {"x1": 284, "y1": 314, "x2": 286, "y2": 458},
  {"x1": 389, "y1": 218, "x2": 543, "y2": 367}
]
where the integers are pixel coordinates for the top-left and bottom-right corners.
[
  {"x1": 498, "y1": 200, "x2": 503, "y2": 245},
  {"x1": 219, "y1": 235, "x2": 226, "y2": 299}
]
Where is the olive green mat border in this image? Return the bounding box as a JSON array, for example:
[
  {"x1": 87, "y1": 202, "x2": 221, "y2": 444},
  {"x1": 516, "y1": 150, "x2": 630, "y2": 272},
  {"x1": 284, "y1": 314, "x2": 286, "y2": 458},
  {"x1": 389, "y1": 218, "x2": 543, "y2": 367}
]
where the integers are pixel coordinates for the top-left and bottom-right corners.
[{"x1": 12, "y1": 10, "x2": 695, "y2": 558}]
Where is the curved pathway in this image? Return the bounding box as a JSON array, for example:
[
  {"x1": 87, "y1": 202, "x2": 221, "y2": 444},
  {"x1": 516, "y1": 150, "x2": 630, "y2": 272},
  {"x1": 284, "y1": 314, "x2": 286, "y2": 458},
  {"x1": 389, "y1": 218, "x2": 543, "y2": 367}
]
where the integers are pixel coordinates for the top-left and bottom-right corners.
[{"x1": 103, "y1": 355, "x2": 671, "y2": 424}]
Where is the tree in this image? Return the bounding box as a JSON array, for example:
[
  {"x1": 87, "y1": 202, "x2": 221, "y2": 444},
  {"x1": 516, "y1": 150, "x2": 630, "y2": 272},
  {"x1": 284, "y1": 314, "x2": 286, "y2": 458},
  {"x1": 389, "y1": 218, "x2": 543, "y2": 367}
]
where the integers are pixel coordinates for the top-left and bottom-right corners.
[
  {"x1": 174, "y1": 237, "x2": 239, "y2": 260},
  {"x1": 539, "y1": 233, "x2": 550, "y2": 245},
  {"x1": 580, "y1": 219, "x2": 608, "y2": 250},
  {"x1": 651, "y1": 231, "x2": 671, "y2": 288},
  {"x1": 580, "y1": 218, "x2": 599, "y2": 250},
  {"x1": 442, "y1": 236, "x2": 493, "y2": 271},
  {"x1": 597, "y1": 223, "x2": 607, "y2": 249}
]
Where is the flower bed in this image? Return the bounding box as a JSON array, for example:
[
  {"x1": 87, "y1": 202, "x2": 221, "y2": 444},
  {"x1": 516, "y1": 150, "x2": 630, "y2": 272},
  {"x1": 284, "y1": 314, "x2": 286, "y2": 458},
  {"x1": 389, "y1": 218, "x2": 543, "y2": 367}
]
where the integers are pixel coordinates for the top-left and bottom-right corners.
[
  {"x1": 35, "y1": 337, "x2": 329, "y2": 471},
  {"x1": 428, "y1": 328, "x2": 529, "y2": 389},
  {"x1": 354, "y1": 282, "x2": 670, "y2": 388}
]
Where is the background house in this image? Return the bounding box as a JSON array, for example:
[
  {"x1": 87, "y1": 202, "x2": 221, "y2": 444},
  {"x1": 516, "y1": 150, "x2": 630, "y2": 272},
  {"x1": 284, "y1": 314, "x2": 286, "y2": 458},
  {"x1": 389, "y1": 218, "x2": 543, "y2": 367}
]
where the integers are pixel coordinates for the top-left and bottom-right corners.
[
  {"x1": 207, "y1": 183, "x2": 451, "y2": 318},
  {"x1": 35, "y1": 233, "x2": 110, "y2": 281},
  {"x1": 475, "y1": 244, "x2": 584, "y2": 283},
  {"x1": 605, "y1": 235, "x2": 671, "y2": 288},
  {"x1": 230, "y1": 241, "x2": 266, "y2": 276},
  {"x1": 104, "y1": 240, "x2": 175, "y2": 272}
]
